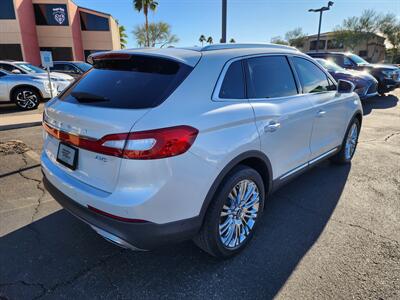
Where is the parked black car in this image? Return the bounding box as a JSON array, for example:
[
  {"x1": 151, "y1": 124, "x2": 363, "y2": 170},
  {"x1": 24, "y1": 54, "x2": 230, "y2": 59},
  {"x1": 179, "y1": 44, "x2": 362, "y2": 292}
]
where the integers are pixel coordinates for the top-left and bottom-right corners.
[
  {"x1": 45, "y1": 61, "x2": 92, "y2": 79},
  {"x1": 315, "y1": 58, "x2": 378, "y2": 99},
  {"x1": 307, "y1": 52, "x2": 400, "y2": 95}
]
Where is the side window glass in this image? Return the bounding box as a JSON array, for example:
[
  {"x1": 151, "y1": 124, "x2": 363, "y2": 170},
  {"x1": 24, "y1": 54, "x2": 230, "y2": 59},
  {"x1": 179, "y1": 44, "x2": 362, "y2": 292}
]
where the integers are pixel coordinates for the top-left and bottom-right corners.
[
  {"x1": 246, "y1": 56, "x2": 298, "y2": 98},
  {"x1": 292, "y1": 57, "x2": 331, "y2": 93},
  {"x1": 219, "y1": 60, "x2": 245, "y2": 99},
  {"x1": 0, "y1": 64, "x2": 14, "y2": 72},
  {"x1": 343, "y1": 57, "x2": 353, "y2": 67}
]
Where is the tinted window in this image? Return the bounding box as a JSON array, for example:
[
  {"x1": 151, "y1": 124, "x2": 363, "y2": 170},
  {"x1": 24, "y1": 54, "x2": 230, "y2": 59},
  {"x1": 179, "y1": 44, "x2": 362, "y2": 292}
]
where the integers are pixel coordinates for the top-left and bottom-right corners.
[
  {"x1": 52, "y1": 63, "x2": 79, "y2": 73},
  {"x1": 246, "y1": 56, "x2": 297, "y2": 98},
  {"x1": 40, "y1": 47, "x2": 73, "y2": 61},
  {"x1": 0, "y1": 44, "x2": 23, "y2": 61},
  {"x1": 310, "y1": 40, "x2": 326, "y2": 51},
  {"x1": 34, "y1": 4, "x2": 69, "y2": 26},
  {"x1": 74, "y1": 62, "x2": 92, "y2": 72},
  {"x1": 0, "y1": 0, "x2": 16, "y2": 19},
  {"x1": 0, "y1": 63, "x2": 16, "y2": 72},
  {"x1": 343, "y1": 56, "x2": 354, "y2": 67},
  {"x1": 219, "y1": 61, "x2": 245, "y2": 99},
  {"x1": 80, "y1": 12, "x2": 109, "y2": 31},
  {"x1": 60, "y1": 56, "x2": 193, "y2": 109},
  {"x1": 292, "y1": 57, "x2": 331, "y2": 93},
  {"x1": 327, "y1": 39, "x2": 343, "y2": 49}
]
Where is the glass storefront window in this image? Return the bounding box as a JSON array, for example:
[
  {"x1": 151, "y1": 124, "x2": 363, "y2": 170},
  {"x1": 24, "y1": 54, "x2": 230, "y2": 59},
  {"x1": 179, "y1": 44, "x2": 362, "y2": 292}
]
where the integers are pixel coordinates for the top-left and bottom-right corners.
[
  {"x1": 0, "y1": 44, "x2": 23, "y2": 61},
  {"x1": 80, "y1": 12, "x2": 109, "y2": 31},
  {"x1": 40, "y1": 47, "x2": 73, "y2": 61},
  {"x1": 34, "y1": 4, "x2": 69, "y2": 26},
  {"x1": 0, "y1": 0, "x2": 16, "y2": 19}
]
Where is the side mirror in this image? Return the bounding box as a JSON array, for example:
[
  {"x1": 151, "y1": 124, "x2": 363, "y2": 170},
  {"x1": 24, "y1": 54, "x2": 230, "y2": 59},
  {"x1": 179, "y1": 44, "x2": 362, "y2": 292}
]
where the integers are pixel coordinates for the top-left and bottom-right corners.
[
  {"x1": 337, "y1": 79, "x2": 355, "y2": 94},
  {"x1": 11, "y1": 69, "x2": 22, "y2": 74}
]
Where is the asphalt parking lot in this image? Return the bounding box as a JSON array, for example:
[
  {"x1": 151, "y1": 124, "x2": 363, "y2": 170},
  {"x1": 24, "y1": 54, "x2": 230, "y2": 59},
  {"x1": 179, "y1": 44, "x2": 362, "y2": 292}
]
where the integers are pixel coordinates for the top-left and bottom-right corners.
[{"x1": 0, "y1": 90, "x2": 399, "y2": 299}]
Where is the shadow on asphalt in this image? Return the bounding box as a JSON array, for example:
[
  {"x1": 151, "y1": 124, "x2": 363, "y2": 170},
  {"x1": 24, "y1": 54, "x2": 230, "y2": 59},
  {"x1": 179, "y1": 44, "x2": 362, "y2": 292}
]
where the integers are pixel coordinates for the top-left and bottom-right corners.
[
  {"x1": 0, "y1": 161, "x2": 350, "y2": 299},
  {"x1": 362, "y1": 94, "x2": 398, "y2": 116}
]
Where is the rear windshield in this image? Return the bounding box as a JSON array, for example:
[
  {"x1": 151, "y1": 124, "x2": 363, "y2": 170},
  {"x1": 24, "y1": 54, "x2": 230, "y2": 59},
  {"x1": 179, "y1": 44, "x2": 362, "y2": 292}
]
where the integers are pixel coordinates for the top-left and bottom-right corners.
[{"x1": 60, "y1": 55, "x2": 192, "y2": 109}]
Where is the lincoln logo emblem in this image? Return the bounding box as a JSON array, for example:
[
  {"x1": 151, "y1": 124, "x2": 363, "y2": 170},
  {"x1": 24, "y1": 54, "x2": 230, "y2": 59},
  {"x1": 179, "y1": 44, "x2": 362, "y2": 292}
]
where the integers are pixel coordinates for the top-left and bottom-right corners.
[{"x1": 52, "y1": 7, "x2": 66, "y2": 25}]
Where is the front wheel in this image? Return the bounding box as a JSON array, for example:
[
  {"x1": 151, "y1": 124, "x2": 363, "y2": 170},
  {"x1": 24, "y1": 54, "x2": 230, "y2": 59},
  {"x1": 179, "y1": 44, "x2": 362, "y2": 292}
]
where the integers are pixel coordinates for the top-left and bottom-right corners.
[
  {"x1": 331, "y1": 118, "x2": 360, "y2": 164},
  {"x1": 12, "y1": 87, "x2": 41, "y2": 110},
  {"x1": 194, "y1": 165, "x2": 265, "y2": 258}
]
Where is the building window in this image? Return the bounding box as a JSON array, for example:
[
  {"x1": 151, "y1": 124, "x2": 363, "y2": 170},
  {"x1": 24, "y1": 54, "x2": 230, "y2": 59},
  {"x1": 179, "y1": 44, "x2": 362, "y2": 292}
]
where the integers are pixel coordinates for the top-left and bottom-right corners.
[
  {"x1": 0, "y1": 44, "x2": 23, "y2": 61},
  {"x1": 34, "y1": 4, "x2": 69, "y2": 26},
  {"x1": 309, "y1": 40, "x2": 326, "y2": 51},
  {"x1": 327, "y1": 39, "x2": 344, "y2": 49},
  {"x1": 84, "y1": 50, "x2": 108, "y2": 61},
  {"x1": 80, "y1": 12, "x2": 109, "y2": 31},
  {"x1": 0, "y1": 0, "x2": 16, "y2": 19},
  {"x1": 359, "y1": 50, "x2": 368, "y2": 57},
  {"x1": 40, "y1": 47, "x2": 73, "y2": 61}
]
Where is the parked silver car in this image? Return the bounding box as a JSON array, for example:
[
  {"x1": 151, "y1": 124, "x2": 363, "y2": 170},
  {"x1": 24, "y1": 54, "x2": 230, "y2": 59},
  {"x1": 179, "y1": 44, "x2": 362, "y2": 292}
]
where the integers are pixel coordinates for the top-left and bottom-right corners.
[
  {"x1": 0, "y1": 60, "x2": 74, "y2": 92},
  {"x1": 0, "y1": 69, "x2": 57, "y2": 110}
]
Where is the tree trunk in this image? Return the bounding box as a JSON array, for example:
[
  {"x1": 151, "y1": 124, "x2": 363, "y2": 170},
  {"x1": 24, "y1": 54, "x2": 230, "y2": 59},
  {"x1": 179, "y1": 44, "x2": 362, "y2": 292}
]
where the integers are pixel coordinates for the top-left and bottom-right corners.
[{"x1": 144, "y1": 7, "x2": 149, "y2": 47}]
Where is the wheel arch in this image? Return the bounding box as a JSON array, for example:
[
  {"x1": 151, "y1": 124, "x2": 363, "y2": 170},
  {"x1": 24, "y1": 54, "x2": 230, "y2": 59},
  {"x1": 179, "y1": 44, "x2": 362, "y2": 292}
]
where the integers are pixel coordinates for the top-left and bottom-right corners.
[
  {"x1": 10, "y1": 85, "x2": 43, "y2": 102},
  {"x1": 198, "y1": 150, "x2": 273, "y2": 222}
]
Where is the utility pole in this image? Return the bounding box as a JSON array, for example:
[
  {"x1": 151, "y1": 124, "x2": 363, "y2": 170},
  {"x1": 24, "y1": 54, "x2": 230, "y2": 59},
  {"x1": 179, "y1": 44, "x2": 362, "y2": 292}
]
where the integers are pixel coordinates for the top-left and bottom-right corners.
[
  {"x1": 221, "y1": 0, "x2": 227, "y2": 43},
  {"x1": 308, "y1": 1, "x2": 334, "y2": 52}
]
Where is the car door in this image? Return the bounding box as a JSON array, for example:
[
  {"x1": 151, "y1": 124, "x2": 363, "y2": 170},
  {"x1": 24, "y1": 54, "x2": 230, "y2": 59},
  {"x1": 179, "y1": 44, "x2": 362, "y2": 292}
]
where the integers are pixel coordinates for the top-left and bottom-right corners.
[
  {"x1": 246, "y1": 55, "x2": 315, "y2": 180},
  {"x1": 0, "y1": 71, "x2": 10, "y2": 101},
  {"x1": 290, "y1": 56, "x2": 349, "y2": 160}
]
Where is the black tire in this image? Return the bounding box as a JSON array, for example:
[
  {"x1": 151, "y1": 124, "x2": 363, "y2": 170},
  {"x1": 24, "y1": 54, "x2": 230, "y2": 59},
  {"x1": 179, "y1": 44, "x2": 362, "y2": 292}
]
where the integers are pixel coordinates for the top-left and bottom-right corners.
[
  {"x1": 12, "y1": 87, "x2": 41, "y2": 110},
  {"x1": 331, "y1": 117, "x2": 361, "y2": 164},
  {"x1": 194, "y1": 165, "x2": 265, "y2": 258}
]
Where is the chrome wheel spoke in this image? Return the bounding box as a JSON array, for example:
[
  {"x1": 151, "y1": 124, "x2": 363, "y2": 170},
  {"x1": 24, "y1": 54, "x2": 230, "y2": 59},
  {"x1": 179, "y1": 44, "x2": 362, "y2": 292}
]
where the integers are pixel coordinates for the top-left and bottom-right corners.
[{"x1": 219, "y1": 179, "x2": 260, "y2": 249}]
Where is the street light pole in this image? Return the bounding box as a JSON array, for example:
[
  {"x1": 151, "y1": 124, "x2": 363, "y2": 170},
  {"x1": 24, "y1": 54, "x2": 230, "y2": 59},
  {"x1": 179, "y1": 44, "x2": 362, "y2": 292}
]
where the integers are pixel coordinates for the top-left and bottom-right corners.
[
  {"x1": 221, "y1": 0, "x2": 227, "y2": 43},
  {"x1": 309, "y1": 1, "x2": 334, "y2": 52}
]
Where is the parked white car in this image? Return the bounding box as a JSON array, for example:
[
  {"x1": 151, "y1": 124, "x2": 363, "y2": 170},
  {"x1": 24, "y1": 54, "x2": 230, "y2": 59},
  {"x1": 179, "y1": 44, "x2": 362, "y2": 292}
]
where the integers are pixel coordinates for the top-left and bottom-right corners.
[
  {"x1": 42, "y1": 44, "x2": 363, "y2": 257},
  {"x1": 0, "y1": 61, "x2": 74, "y2": 92},
  {"x1": 0, "y1": 69, "x2": 57, "y2": 110}
]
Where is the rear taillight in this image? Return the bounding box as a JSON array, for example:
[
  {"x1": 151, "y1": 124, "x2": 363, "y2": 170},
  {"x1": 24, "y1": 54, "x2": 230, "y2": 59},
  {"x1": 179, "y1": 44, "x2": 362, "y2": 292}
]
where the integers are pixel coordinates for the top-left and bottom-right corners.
[{"x1": 44, "y1": 122, "x2": 198, "y2": 160}]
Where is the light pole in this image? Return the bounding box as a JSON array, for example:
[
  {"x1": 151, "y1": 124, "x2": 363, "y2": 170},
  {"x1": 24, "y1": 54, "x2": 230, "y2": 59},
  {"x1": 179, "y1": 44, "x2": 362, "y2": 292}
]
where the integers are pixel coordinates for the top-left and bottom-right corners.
[
  {"x1": 308, "y1": 1, "x2": 334, "y2": 52},
  {"x1": 221, "y1": 0, "x2": 227, "y2": 43}
]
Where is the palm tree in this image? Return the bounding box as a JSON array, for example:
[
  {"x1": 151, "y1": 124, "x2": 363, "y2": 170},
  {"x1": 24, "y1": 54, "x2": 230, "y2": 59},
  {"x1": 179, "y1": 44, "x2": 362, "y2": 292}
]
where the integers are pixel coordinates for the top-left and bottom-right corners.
[
  {"x1": 206, "y1": 36, "x2": 213, "y2": 45},
  {"x1": 199, "y1": 35, "x2": 206, "y2": 46},
  {"x1": 119, "y1": 25, "x2": 128, "y2": 49},
  {"x1": 229, "y1": 38, "x2": 236, "y2": 43},
  {"x1": 133, "y1": 0, "x2": 159, "y2": 47}
]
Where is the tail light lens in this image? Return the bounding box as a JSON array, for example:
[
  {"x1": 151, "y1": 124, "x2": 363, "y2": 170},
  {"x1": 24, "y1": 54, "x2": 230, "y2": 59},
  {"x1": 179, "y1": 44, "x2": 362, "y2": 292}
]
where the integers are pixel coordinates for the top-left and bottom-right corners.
[{"x1": 44, "y1": 122, "x2": 198, "y2": 160}]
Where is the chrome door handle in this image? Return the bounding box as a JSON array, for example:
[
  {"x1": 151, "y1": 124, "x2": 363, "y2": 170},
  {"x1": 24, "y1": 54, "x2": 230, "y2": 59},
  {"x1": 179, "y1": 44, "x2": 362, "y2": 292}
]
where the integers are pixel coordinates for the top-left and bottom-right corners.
[
  {"x1": 317, "y1": 110, "x2": 326, "y2": 117},
  {"x1": 264, "y1": 121, "x2": 281, "y2": 132}
]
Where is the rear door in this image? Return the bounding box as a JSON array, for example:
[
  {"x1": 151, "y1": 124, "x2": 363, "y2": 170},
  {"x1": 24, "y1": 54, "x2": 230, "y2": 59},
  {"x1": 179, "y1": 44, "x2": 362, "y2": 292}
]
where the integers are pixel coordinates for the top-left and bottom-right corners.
[
  {"x1": 43, "y1": 55, "x2": 194, "y2": 192},
  {"x1": 246, "y1": 55, "x2": 315, "y2": 179},
  {"x1": 290, "y1": 56, "x2": 348, "y2": 159}
]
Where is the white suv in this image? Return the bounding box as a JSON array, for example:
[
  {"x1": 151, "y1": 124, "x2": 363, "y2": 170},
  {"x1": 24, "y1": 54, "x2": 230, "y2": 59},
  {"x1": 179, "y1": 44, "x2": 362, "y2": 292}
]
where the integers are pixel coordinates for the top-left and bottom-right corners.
[{"x1": 41, "y1": 44, "x2": 362, "y2": 257}]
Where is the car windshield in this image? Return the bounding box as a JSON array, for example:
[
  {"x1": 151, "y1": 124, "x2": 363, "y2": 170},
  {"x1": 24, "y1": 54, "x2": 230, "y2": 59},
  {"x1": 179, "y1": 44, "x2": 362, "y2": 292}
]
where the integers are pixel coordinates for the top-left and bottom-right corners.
[
  {"x1": 74, "y1": 62, "x2": 92, "y2": 72},
  {"x1": 316, "y1": 59, "x2": 344, "y2": 72},
  {"x1": 347, "y1": 54, "x2": 369, "y2": 66},
  {"x1": 16, "y1": 63, "x2": 46, "y2": 74}
]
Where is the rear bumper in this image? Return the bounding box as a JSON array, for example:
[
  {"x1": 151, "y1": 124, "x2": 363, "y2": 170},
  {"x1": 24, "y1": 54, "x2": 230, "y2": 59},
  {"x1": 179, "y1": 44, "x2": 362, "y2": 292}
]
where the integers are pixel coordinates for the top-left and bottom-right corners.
[{"x1": 43, "y1": 175, "x2": 201, "y2": 250}]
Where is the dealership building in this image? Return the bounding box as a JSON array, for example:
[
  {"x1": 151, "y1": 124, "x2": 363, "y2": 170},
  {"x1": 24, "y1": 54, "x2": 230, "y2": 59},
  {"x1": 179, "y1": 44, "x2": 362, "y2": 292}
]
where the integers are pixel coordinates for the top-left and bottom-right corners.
[{"x1": 0, "y1": 0, "x2": 121, "y2": 65}]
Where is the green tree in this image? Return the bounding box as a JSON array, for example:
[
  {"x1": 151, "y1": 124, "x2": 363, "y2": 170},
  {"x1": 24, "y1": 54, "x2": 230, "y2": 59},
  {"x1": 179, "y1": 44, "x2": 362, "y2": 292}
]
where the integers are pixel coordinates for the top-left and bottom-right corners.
[
  {"x1": 199, "y1": 35, "x2": 206, "y2": 46},
  {"x1": 133, "y1": 22, "x2": 178, "y2": 47},
  {"x1": 270, "y1": 36, "x2": 289, "y2": 45},
  {"x1": 229, "y1": 38, "x2": 236, "y2": 43},
  {"x1": 119, "y1": 25, "x2": 128, "y2": 49},
  {"x1": 133, "y1": 0, "x2": 159, "y2": 47},
  {"x1": 379, "y1": 13, "x2": 400, "y2": 62},
  {"x1": 284, "y1": 28, "x2": 307, "y2": 49},
  {"x1": 206, "y1": 36, "x2": 213, "y2": 44},
  {"x1": 333, "y1": 16, "x2": 363, "y2": 51}
]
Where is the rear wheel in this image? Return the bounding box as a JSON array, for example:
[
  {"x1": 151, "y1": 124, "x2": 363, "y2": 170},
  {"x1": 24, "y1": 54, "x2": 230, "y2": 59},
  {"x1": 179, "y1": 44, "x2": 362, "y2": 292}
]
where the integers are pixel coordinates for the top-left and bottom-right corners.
[
  {"x1": 12, "y1": 87, "x2": 41, "y2": 110},
  {"x1": 194, "y1": 165, "x2": 265, "y2": 258},
  {"x1": 331, "y1": 118, "x2": 360, "y2": 164}
]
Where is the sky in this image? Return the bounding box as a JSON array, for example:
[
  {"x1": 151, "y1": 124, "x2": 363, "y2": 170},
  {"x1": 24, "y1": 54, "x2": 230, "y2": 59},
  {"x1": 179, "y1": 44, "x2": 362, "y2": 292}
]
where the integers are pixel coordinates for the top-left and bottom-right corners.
[{"x1": 74, "y1": 0, "x2": 400, "y2": 48}]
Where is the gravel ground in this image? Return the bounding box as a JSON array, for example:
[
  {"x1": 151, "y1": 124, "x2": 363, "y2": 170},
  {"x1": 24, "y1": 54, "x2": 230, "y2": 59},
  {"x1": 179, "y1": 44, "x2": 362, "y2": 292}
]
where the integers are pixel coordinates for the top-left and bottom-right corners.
[{"x1": 0, "y1": 90, "x2": 399, "y2": 299}]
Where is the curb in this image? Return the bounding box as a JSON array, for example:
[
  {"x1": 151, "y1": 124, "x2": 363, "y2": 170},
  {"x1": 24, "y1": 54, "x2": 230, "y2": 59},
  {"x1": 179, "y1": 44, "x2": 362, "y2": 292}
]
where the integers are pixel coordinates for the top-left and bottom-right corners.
[{"x1": 0, "y1": 121, "x2": 42, "y2": 131}]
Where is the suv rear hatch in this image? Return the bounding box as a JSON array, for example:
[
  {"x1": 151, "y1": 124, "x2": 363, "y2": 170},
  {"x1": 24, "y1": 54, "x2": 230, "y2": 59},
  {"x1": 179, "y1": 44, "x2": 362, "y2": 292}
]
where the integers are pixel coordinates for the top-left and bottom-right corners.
[{"x1": 43, "y1": 53, "x2": 195, "y2": 193}]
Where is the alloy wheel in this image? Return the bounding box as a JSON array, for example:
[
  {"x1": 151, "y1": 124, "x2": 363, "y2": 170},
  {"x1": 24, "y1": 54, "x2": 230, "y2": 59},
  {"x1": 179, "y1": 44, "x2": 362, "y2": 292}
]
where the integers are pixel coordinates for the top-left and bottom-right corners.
[
  {"x1": 16, "y1": 91, "x2": 38, "y2": 109},
  {"x1": 345, "y1": 123, "x2": 358, "y2": 160},
  {"x1": 219, "y1": 179, "x2": 260, "y2": 249}
]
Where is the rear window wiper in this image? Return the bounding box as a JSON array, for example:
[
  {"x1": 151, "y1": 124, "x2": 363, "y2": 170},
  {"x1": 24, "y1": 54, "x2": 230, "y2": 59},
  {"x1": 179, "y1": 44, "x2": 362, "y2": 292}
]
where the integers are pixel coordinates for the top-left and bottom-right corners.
[{"x1": 71, "y1": 92, "x2": 109, "y2": 103}]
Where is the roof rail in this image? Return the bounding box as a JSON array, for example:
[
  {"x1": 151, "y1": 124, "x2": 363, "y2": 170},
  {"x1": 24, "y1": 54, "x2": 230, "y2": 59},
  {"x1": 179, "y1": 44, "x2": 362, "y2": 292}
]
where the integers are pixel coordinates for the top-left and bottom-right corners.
[{"x1": 200, "y1": 43, "x2": 298, "y2": 52}]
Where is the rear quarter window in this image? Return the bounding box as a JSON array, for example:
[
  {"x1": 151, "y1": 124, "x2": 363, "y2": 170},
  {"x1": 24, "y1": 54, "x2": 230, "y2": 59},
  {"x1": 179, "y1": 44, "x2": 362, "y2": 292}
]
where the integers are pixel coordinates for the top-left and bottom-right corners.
[
  {"x1": 60, "y1": 55, "x2": 193, "y2": 109},
  {"x1": 219, "y1": 60, "x2": 245, "y2": 99}
]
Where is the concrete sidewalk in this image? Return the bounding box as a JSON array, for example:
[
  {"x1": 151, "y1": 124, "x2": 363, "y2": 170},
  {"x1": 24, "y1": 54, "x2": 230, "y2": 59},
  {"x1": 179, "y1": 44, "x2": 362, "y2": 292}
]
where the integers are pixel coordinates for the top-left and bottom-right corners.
[{"x1": 0, "y1": 113, "x2": 42, "y2": 131}]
